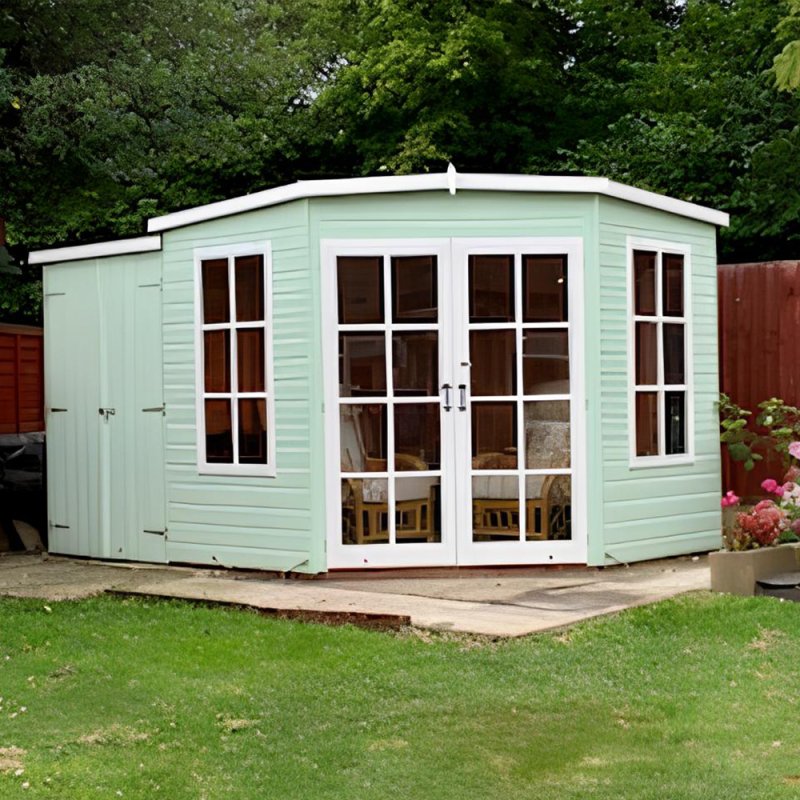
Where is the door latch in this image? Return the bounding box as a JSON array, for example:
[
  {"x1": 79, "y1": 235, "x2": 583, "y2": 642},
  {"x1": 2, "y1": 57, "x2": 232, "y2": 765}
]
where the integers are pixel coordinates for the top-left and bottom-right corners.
[
  {"x1": 98, "y1": 407, "x2": 116, "y2": 421},
  {"x1": 458, "y1": 384, "x2": 467, "y2": 411}
]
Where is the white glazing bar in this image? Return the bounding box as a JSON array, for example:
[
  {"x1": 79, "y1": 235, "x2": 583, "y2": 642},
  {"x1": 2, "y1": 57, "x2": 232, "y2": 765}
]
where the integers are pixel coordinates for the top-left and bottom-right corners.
[
  {"x1": 229, "y1": 255, "x2": 240, "y2": 465},
  {"x1": 384, "y1": 254, "x2": 396, "y2": 545},
  {"x1": 515, "y1": 252, "x2": 525, "y2": 541}
]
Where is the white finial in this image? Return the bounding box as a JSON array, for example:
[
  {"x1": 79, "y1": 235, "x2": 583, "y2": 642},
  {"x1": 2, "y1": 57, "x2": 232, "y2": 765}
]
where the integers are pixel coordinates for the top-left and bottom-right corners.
[{"x1": 446, "y1": 162, "x2": 457, "y2": 195}]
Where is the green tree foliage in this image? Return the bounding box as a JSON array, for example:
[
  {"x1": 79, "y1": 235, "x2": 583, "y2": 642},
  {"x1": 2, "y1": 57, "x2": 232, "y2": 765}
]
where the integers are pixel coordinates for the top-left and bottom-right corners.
[{"x1": 4, "y1": 0, "x2": 800, "y2": 324}]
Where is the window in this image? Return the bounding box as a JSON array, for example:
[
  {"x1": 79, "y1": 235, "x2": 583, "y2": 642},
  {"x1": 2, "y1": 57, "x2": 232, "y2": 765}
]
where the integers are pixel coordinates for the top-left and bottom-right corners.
[
  {"x1": 195, "y1": 242, "x2": 274, "y2": 476},
  {"x1": 629, "y1": 240, "x2": 692, "y2": 465}
]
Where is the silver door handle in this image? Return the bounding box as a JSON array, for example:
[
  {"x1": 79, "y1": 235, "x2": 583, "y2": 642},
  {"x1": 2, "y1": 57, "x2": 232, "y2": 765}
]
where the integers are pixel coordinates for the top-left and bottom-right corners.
[
  {"x1": 442, "y1": 383, "x2": 452, "y2": 411},
  {"x1": 98, "y1": 407, "x2": 116, "y2": 421},
  {"x1": 458, "y1": 384, "x2": 467, "y2": 411}
]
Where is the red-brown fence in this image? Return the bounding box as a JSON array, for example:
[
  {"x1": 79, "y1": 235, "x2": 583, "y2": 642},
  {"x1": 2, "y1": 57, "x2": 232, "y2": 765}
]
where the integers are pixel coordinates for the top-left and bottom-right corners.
[
  {"x1": 718, "y1": 261, "x2": 800, "y2": 498},
  {"x1": 0, "y1": 323, "x2": 44, "y2": 435}
]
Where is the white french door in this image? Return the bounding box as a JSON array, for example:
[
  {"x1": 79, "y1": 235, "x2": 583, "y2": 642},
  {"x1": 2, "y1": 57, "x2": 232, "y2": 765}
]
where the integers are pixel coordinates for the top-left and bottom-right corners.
[{"x1": 322, "y1": 238, "x2": 586, "y2": 569}]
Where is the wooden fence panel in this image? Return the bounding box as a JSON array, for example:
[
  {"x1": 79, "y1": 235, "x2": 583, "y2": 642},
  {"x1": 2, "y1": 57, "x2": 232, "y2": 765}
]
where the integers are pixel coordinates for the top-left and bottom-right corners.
[{"x1": 0, "y1": 324, "x2": 44, "y2": 435}]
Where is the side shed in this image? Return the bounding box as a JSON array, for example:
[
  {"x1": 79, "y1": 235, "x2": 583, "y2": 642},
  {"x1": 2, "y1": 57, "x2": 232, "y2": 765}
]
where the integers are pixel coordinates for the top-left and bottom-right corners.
[{"x1": 31, "y1": 172, "x2": 728, "y2": 572}]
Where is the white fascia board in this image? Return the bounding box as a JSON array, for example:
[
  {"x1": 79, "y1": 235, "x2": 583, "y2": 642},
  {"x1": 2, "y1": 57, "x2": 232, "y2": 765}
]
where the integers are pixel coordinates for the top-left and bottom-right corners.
[
  {"x1": 146, "y1": 171, "x2": 729, "y2": 233},
  {"x1": 147, "y1": 173, "x2": 451, "y2": 233},
  {"x1": 29, "y1": 235, "x2": 162, "y2": 265}
]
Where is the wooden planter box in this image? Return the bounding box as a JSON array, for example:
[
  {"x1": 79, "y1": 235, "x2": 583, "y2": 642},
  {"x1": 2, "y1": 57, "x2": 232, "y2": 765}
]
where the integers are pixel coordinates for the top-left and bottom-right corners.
[{"x1": 709, "y1": 543, "x2": 800, "y2": 596}]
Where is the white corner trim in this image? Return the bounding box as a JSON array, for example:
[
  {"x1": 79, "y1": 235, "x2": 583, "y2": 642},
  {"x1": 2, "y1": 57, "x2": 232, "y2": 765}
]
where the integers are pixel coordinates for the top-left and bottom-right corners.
[
  {"x1": 29, "y1": 235, "x2": 162, "y2": 265},
  {"x1": 147, "y1": 173, "x2": 730, "y2": 233}
]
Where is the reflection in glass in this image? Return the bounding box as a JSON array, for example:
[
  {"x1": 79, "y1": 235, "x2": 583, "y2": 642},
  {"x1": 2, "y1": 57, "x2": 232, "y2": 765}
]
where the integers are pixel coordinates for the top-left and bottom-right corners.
[
  {"x1": 237, "y1": 329, "x2": 265, "y2": 392},
  {"x1": 235, "y1": 255, "x2": 264, "y2": 321},
  {"x1": 472, "y1": 476, "x2": 519, "y2": 540},
  {"x1": 665, "y1": 391, "x2": 686, "y2": 455},
  {"x1": 391, "y1": 256, "x2": 437, "y2": 323},
  {"x1": 471, "y1": 402, "x2": 517, "y2": 468},
  {"x1": 341, "y1": 478, "x2": 388, "y2": 545},
  {"x1": 635, "y1": 392, "x2": 659, "y2": 457},
  {"x1": 392, "y1": 332, "x2": 437, "y2": 396},
  {"x1": 526, "y1": 475, "x2": 571, "y2": 540},
  {"x1": 394, "y1": 404, "x2": 440, "y2": 470},
  {"x1": 634, "y1": 251, "x2": 657, "y2": 316},
  {"x1": 662, "y1": 254, "x2": 684, "y2": 316},
  {"x1": 635, "y1": 322, "x2": 658, "y2": 385},
  {"x1": 524, "y1": 401, "x2": 570, "y2": 469},
  {"x1": 468, "y1": 255, "x2": 514, "y2": 322},
  {"x1": 205, "y1": 399, "x2": 233, "y2": 463},
  {"x1": 202, "y1": 259, "x2": 229, "y2": 324},
  {"x1": 340, "y1": 334, "x2": 386, "y2": 397},
  {"x1": 522, "y1": 331, "x2": 569, "y2": 395},
  {"x1": 337, "y1": 257, "x2": 383, "y2": 324},
  {"x1": 470, "y1": 330, "x2": 516, "y2": 396},
  {"x1": 238, "y1": 399, "x2": 267, "y2": 464},
  {"x1": 663, "y1": 324, "x2": 685, "y2": 384},
  {"x1": 523, "y1": 256, "x2": 568, "y2": 322},
  {"x1": 204, "y1": 330, "x2": 230, "y2": 393},
  {"x1": 396, "y1": 477, "x2": 441, "y2": 543},
  {"x1": 340, "y1": 405, "x2": 387, "y2": 472}
]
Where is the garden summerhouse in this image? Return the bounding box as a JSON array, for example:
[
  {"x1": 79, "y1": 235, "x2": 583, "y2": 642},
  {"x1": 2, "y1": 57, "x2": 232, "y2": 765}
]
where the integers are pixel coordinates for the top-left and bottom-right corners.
[{"x1": 31, "y1": 170, "x2": 728, "y2": 573}]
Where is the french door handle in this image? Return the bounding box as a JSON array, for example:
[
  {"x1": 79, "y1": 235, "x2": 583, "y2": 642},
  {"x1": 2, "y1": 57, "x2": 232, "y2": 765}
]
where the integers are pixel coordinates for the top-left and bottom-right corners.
[
  {"x1": 458, "y1": 384, "x2": 467, "y2": 411},
  {"x1": 441, "y1": 383, "x2": 452, "y2": 411}
]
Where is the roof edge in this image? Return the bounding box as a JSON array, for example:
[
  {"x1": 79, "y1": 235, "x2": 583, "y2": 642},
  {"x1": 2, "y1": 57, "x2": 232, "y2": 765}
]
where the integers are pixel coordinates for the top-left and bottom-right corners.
[
  {"x1": 147, "y1": 171, "x2": 729, "y2": 233},
  {"x1": 29, "y1": 235, "x2": 162, "y2": 265}
]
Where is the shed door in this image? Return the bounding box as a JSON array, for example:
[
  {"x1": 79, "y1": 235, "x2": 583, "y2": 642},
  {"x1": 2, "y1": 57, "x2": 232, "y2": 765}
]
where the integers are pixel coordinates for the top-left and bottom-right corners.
[{"x1": 45, "y1": 259, "x2": 166, "y2": 562}]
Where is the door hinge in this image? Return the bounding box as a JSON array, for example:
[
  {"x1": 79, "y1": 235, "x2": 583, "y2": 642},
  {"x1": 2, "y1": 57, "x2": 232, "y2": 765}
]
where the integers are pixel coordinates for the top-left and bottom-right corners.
[
  {"x1": 49, "y1": 408, "x2": 68, "y2": 413},
  {"x1": 142, "y1": 404, "x2": 165, "y2": 414},
  {"x1": 51, "y1": 523, "x2": 70, "y2": 530},
  {"x1": 143, "y1": 529, "x2": 166, "y2": 536}
]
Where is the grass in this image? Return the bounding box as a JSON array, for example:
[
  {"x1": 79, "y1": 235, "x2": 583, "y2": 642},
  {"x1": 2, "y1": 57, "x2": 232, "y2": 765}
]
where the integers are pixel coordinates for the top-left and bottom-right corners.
[{"x1": 0, "y1": 593, "x2": 799, "y2": 799}]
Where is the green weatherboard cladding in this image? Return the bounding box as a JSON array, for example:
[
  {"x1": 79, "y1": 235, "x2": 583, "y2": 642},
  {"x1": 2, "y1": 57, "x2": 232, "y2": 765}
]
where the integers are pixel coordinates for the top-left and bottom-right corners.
[{"x1": 41, "y1": 188, "x2": 722, "y2": 572}]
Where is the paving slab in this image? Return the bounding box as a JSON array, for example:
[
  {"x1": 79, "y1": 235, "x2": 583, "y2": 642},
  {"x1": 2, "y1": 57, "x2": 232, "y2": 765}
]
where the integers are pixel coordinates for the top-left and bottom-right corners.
[{"x1": 0, "y1": 553, "x2": 711, "y2": 637}]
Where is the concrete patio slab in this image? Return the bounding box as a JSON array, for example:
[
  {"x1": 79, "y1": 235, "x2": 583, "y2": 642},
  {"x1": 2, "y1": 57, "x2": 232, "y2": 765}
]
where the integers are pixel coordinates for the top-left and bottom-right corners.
[{"x1": 0, "y1": 553, "x2": 711, "y2": 637}]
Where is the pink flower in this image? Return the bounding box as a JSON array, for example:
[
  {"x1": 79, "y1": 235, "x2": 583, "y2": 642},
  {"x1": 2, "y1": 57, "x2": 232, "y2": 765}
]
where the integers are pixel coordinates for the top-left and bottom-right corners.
[
  {"x1": 785, "y1": 466, "x2": 800, "y2": 483},
  {"x1": 791, "y1": 519, "x2": 800, "y2": 535},
  {"x1": 762, "y1": 478, "x2": 780, "y2": 495},
  {"x1": 721, "y1": 490, "x2": 740, "y2": 508},
  {"x1": 789, "y1": 441, "x2": 800, "y2": 460}
]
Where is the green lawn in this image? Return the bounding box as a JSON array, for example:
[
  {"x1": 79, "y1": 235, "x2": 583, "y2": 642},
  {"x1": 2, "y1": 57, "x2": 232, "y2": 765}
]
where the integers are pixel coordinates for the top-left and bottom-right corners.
[{"x1": 0, "y1": 592, "x2": 799, "y2": 799}]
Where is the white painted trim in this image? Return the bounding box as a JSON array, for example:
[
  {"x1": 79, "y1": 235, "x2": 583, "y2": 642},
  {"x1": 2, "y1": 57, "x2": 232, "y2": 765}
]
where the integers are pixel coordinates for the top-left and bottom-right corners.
[
  {"x1": 193, "y1": 240, "x2": 276, "y2": 478},
  {"x1": 626, "y1": 236, "x2": 694, "y2": 469},
  {"x1": 29, "y1": 236, "x2": 162, "y2": 264},
  {"x1": 148, "y1": 172, "x2": 729, "y2": 233}
]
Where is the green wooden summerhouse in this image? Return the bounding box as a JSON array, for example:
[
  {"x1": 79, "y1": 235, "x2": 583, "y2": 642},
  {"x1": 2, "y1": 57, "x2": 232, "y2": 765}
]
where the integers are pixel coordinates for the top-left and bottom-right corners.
[{"x1": 30, "y1": 169, "x2": 729, "y2": 573}]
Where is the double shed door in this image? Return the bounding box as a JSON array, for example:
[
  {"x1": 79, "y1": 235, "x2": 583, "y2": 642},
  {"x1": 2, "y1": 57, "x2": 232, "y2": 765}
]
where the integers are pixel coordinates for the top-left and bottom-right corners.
[
  {"x1": 323, "y1": 238, "x2": 586, "y2": 569},
  {"x1": 45, "y1": 258, "x2": 166, "y2": 562}
]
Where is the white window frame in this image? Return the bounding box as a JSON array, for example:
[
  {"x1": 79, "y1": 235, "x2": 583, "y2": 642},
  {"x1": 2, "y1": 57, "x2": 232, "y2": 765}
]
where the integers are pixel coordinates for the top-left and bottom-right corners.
[
  {"x1": 193, "y1": 241, "x2": 276, "y2": 477},
  {"x1": 627, "y1": 236, "x2": 694, "y2": 469}
]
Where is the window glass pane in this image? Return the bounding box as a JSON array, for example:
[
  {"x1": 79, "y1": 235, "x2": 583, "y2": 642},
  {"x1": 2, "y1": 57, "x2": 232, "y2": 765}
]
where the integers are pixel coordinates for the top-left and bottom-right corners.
[
  {"x1": 396, "y1": 476, "x2": 441, "y2": 543},
  {"x1": 237, "y1": 330, "x2": 265, "y2": 392},
  {"x1": 202, "y1": 259, "x2": 230, "y2": 324},
  {"x1": 662, "y1": 254, "x2": 684, "y2": 316},
  {"x1": 205, "y1": 399, "x2": 233, "y2": 463},
  {"x1": 665, "y1": 391, "x2": 686, "y2": 455},
  {"x1": 634, "y1": 251, "x2": 656, "y2": 316},
  {"x1": 524, "y1": 400, "x2": 570, "y2": 469},
  {"x1": 526, "y1": 475, "x2": 571, "y2": 541},
  {"x1": 340, "y1": 404, "x2": 387, "y2": 472},
  {"x1": 391, "y1": 256, "x2": 437, "y2": 323},
  {"x1": 470, "y1": 330, "x2": 516, "y2": 396},
  {"x1": 635, "y1": 322, "x2": 658, "y2": 385},
  {"x1": 473, "y1": 476, "x2": 519, "y2": 540},
  {"x1": 471, "y1": 402, "x2": 517, "y2": 468},
  {"x1": 522, "y1": 331, "x2": 569, "y2": 395},
  {"x1": 394, "y1": 404, "x2": 440, "y2": 470},
  {"x1": 663, "y1": 324, "x2": 685, "y2": 384},
  {"x1": 635, "y1": 392, "x2": 659, "y2": 457},
  {"x1": 392, "y1": 332, "x2": 437, "y2": 396},
  {"x1": 235, "y1": 255, "x2": 264, "y2": 322},
  {"x1": 204, "y1": 331, "x2": 230, "y2": 393},
  {"x1": 337, "y1": 257, "x2": 383, "y2": 324},
  {"x1": 469, "y1": 255, "x2": 514, "y2": 322},
  {"x1": 523, "y1": 255, "x2": 567, "y2": 322},
  {"x1": 340, "y1": 333, "x2": 386, "y2": 397},
  {"x1": 238, "y1": 399, "x2": 267, "y2": 464},
  {"x1": 342, "y1": 478, "x2": 388, "y2": 545}
]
